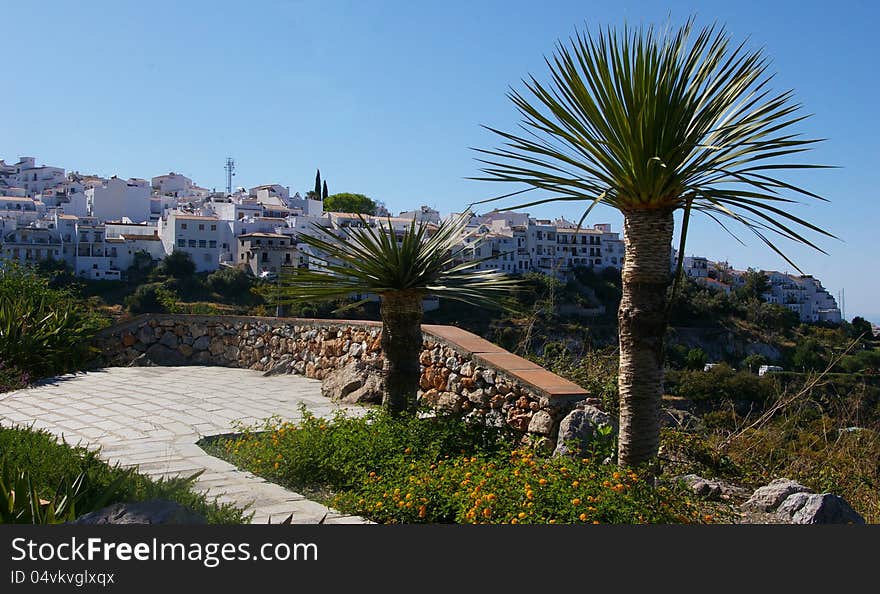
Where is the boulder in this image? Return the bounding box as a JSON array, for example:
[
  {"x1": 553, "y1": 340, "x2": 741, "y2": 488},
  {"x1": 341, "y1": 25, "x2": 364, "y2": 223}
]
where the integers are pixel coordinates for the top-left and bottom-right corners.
[
  {"x1": 742, "y1": 478, "x2": 812, "y2": 512},
  {"x1": 72, "y1": 500, "x2": 206, "y2": 525},
  {"x1": 678, "y1": 474, "x2": 726, "y2": 500},
  {"x1": 553, "y1": 405, "x2": 615, "y2": 457},
  {"x1": 777, "y1": 493, "x2": 865, "y2": 525},
  {"x1": 527, "y1": 410, "x2": 555, "y2": 435},
  {"x1": 342, "y1": 372, "x2": 384, "y2": 405},
  {"x1": 661, "y1": 407, "x2": 705, "y2": 432},
  {"x1": 322, "y1": 360, "x2": 384, "y2": 404}
]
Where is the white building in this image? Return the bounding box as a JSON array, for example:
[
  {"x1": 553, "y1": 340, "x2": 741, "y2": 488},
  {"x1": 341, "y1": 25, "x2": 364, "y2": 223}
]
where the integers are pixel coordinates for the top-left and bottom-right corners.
[
  {"x1": 86, "y1": 176, "x2": 151, "y2": 223},
  {"x1": 159, "y1": 212, "x2": 222, "y2": 272},
  {"x1": 152, "y1": 172, "x2": 193, "y2": 198},
  {"x1": 0, "y1": 157, "x2": 66, "y2": 197},
  {"x1": 73, "y1": 217, "x2": 124, "y2": 280},
  {"x1": 399, "y1": 205, "x2": 441, "y2": 224},
  {"x1": 1, "y1": 227, "x2": 62, "y2": 267},
  {"x1": 0, "y1": 197, "x2": 43, "y2": 227}
]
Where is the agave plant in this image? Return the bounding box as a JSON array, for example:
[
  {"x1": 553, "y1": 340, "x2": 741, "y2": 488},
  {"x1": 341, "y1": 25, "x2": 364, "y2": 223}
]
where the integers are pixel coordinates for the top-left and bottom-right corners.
[
  {"x1": 0, "y1": 455, "x2": 135, "y2": 524},
  {"x1": 272, "y1": 212, "x2": 519, "y2": 415},
  {"x1": 473, "y1": 19, "x2": 832, "y2": 465}
]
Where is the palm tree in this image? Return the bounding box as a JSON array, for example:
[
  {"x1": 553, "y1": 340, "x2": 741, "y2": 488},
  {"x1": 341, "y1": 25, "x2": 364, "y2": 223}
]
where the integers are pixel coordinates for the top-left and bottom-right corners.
[
  {"x1": 273, "y1": 212, "x2": 519, "y2": 415},
  {"x1": 473, "y1": 19, "x2": 832, "y2": 466}
]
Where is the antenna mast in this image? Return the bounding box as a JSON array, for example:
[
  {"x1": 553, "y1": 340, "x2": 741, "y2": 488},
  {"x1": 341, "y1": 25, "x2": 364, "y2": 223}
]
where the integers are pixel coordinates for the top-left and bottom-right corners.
[{"x1": 225, "y1": 157, "x2": 236, "y2": 195}]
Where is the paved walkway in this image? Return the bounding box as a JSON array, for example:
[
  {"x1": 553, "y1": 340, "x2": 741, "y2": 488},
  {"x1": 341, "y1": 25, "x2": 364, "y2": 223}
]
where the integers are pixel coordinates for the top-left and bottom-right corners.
[{"x1": 0, "y1": 366, "x2": 369, "y2": 524}]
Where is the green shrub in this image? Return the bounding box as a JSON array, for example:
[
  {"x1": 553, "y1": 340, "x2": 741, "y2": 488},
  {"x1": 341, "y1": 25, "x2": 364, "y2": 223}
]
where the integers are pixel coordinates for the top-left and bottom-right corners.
[
  {"x1": 685, "y1": 348, "x2": 708, "y2": 370},
  {"x1": 124, "y1": 282, "x2": 168, "y2": 314},
  {"x1": 0, "y1": 426, "x2": 245, "y2": 524},
  {"x1": 0, "y1": 265, "x2": 107, "y2": 379},
  {"x1": 667, "y1": 364, "x2": 775, "y2": 402},
  {"x1": 206, "y1": 267, "x2": 254, "y2": 302},
  {"x1": 206, "y1": 409, "x2": 705, "y2": 524},
  {"x1": 158, "y1": 250, "x2": 196, "y2": 279}
]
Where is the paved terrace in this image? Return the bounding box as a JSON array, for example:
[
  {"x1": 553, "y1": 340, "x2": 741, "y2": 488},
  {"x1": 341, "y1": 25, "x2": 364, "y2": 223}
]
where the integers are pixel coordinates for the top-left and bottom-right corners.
[{"x1": 0, "y1": 366, "x2": 369, "y2": 524}]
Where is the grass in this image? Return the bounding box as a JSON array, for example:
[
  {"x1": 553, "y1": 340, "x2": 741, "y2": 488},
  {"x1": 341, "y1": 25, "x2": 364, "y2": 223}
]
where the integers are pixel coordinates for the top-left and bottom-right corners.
[
  {"x1": 0, "y1": 425, "x2": 247, "y2": 524},
  {"x1": 201, "y1": 408, "x2": 709, "y2": 524}
]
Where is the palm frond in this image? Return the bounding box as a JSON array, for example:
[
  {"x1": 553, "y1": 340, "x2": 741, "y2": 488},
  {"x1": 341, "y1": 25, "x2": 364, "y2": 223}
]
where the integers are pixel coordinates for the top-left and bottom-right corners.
[
  {"x1": 270, "y1": 211, "x2": 521, "y2": 311},
  {"x1": 472, "y1": 17, "x2": 832, "y2": 264}
]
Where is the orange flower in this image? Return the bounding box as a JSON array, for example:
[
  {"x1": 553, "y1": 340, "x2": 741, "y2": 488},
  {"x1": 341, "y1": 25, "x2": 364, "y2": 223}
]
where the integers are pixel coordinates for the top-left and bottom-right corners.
[
  {"x1": 418, "y1": 505, "x2": 427, "y2": 518},
  {"x1": 571, "y1": 498, "x2": 581, "y2": 506}
]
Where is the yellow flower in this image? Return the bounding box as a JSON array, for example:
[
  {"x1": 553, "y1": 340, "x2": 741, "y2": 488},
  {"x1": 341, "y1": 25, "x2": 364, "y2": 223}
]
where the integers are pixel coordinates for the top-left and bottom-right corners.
[
  {"x1": 579, "y1": 513, "x2": 588, "y2": 521},
  {"x1": 482, "y1": 508, "x2": 492, "y2": 518},
  {"x1": 511, "y1": 518, "x2": 518, "y2": 524},
  {"x1": 418, "y1": 505, "x2": 427, "y2": 518},
  {"x1": 571, "y1": 480, "x2": 580, "y2": 488},
  {"x1": 518, "y1": 512, "x2": 527, "y2": 519},
  {"x1": 538, "y1": 478, "x2": 547, "y2": 486},
  {"x1": 404, "y1": 447, "x2": 412, "y2": 454},
  {"x1": 526, "y1": 490, "x2": 534, "y2": 499},
  {"x1": 571, "y1": 498, "x2": 581, "y2": 506}
]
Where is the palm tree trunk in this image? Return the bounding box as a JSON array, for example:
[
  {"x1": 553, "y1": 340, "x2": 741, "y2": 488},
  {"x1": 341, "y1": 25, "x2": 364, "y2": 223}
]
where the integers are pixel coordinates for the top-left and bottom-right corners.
[
  {"x1": 380, "y1": 291, "x2": 424, "y2": 415},
  {"x1": 617, "y1": 209, "x2": 674, "y2": 466}
]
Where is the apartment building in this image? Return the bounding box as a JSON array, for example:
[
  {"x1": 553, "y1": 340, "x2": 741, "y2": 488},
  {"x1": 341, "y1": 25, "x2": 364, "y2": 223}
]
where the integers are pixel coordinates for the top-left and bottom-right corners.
[
  {"x1": 236, "y1": 232, "x2": 297, "y2": 276},
  {"x1": 159, "y1": 212, "x2": 222, "y2": 272}
]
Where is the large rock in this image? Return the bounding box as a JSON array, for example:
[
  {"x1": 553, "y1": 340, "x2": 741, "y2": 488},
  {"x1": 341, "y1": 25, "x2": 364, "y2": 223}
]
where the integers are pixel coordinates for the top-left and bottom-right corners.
[
  {"x1": 679, "y1": 474, "x2": 723, "y2": 500},
  {"x1": 72, "y1": 500, "x2": 206, "y2": 525},
  {"x1": 527, "y1": 410, "x2": 555, "y2": 435},
  {"x1": 742, "y1": 478, "x2": 812, "y2": 512},
  {"x1": 321, "y1": 360, "x2": 384, "y2": 404},
  {"x1": 777, "y1": 493, "x2": 865, "y2": 524},
  {"x1": 553, "y1": 404, "x2": 615, "y2": 457}
]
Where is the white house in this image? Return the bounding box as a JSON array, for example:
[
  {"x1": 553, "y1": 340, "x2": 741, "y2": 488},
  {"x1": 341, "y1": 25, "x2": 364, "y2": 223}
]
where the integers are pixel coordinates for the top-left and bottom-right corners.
[
  {"x1": 152, "y1": 172, "x2": 193, "y2": 197},
  {"x1": 86, "y1": 176, "x2": 152, "y2": 223},
  {"x1": 159, "y1": 212, "x2": 222, "y2": 272},
  {"x1": 0, "y1": 157, "x2": 66, "y2": 197}
]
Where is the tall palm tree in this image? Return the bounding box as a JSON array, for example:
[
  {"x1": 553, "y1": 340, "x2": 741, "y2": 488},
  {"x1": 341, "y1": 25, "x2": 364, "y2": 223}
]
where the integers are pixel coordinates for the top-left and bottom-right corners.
[
  {"x1": 273, "y1": 212, "x2": 519, "y2": 415},
  {"x1": 473, "y1": 19, "x2": 832, "y2": 466}
]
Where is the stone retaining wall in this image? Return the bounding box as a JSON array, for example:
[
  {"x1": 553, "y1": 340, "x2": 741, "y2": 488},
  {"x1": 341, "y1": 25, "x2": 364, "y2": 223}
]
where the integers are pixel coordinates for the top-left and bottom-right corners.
[{"x1": 94, "y1": 315, "x2": 591, "y2": 440}]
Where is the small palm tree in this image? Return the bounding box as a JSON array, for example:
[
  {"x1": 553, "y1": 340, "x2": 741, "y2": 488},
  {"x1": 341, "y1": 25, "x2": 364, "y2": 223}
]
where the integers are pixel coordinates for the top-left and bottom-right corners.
[
  {"x1": 473, "y1": 19, "x2": 832, "y2": 466},
  {"x1": 273, "y1": 212, "x2": 519, "y2": 415}
]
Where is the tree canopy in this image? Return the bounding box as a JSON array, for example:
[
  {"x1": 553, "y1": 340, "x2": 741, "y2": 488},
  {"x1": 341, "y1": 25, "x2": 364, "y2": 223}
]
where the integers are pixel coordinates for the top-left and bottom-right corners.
[{"x1": 323, "y1": 193, "x2": 377, "y2": 215}]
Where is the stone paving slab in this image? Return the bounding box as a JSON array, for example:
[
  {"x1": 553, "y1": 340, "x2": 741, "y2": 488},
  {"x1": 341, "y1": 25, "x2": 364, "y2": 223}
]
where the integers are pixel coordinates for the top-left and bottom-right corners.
[{"x1": 0, "y1": 366, "x2": 371, "y2": 525}]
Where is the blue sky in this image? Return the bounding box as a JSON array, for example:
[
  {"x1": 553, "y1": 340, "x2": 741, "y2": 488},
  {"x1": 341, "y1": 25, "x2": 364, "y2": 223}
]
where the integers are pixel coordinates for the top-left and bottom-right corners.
[{"x1": 2, "y1": 0, "x2": 877, "y2": 322}]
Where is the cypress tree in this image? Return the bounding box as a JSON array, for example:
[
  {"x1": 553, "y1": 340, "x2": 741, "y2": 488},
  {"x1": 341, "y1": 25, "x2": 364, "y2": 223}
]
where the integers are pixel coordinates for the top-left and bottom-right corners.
[
  {"x1": 322, "y1": 180, "x2": 328, "y2": 200},
  {"x1": 314, "y1": 169, "x2": 321, "y2": 199}
]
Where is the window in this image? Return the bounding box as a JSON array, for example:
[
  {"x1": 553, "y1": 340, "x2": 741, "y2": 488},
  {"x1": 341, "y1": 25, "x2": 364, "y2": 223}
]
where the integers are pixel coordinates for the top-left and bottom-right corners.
[
  {"x1": 198, "y1": 240, "x2": 206, "y2": 248},
  {"x1": 285, "y1": 253, "x2": 291, "y2": 263},
  {"x1": 188, "y1": 239, "x2": 196, "y2": 248},
  {"x1": 209, "y1": 240, "x2": 217, "y2": 248},
  {"x1": 240, "y1": 254, "x2": 245, "y2": 260},
  {"x1": 177, "y1": 239, "x2": 185, "y2": 247},
  {"x1": 198, "y1": 224, "x2": 204, "y2": 231},
  {"x1": 262, "y1": 252, "x2": 269, "y2": 262},
  {"x1": 210, "y1": 224, "x2": 216, "y2": 231},
  {"x1": 181, "y1": 223, "x2": 187, "y2": 230}
]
